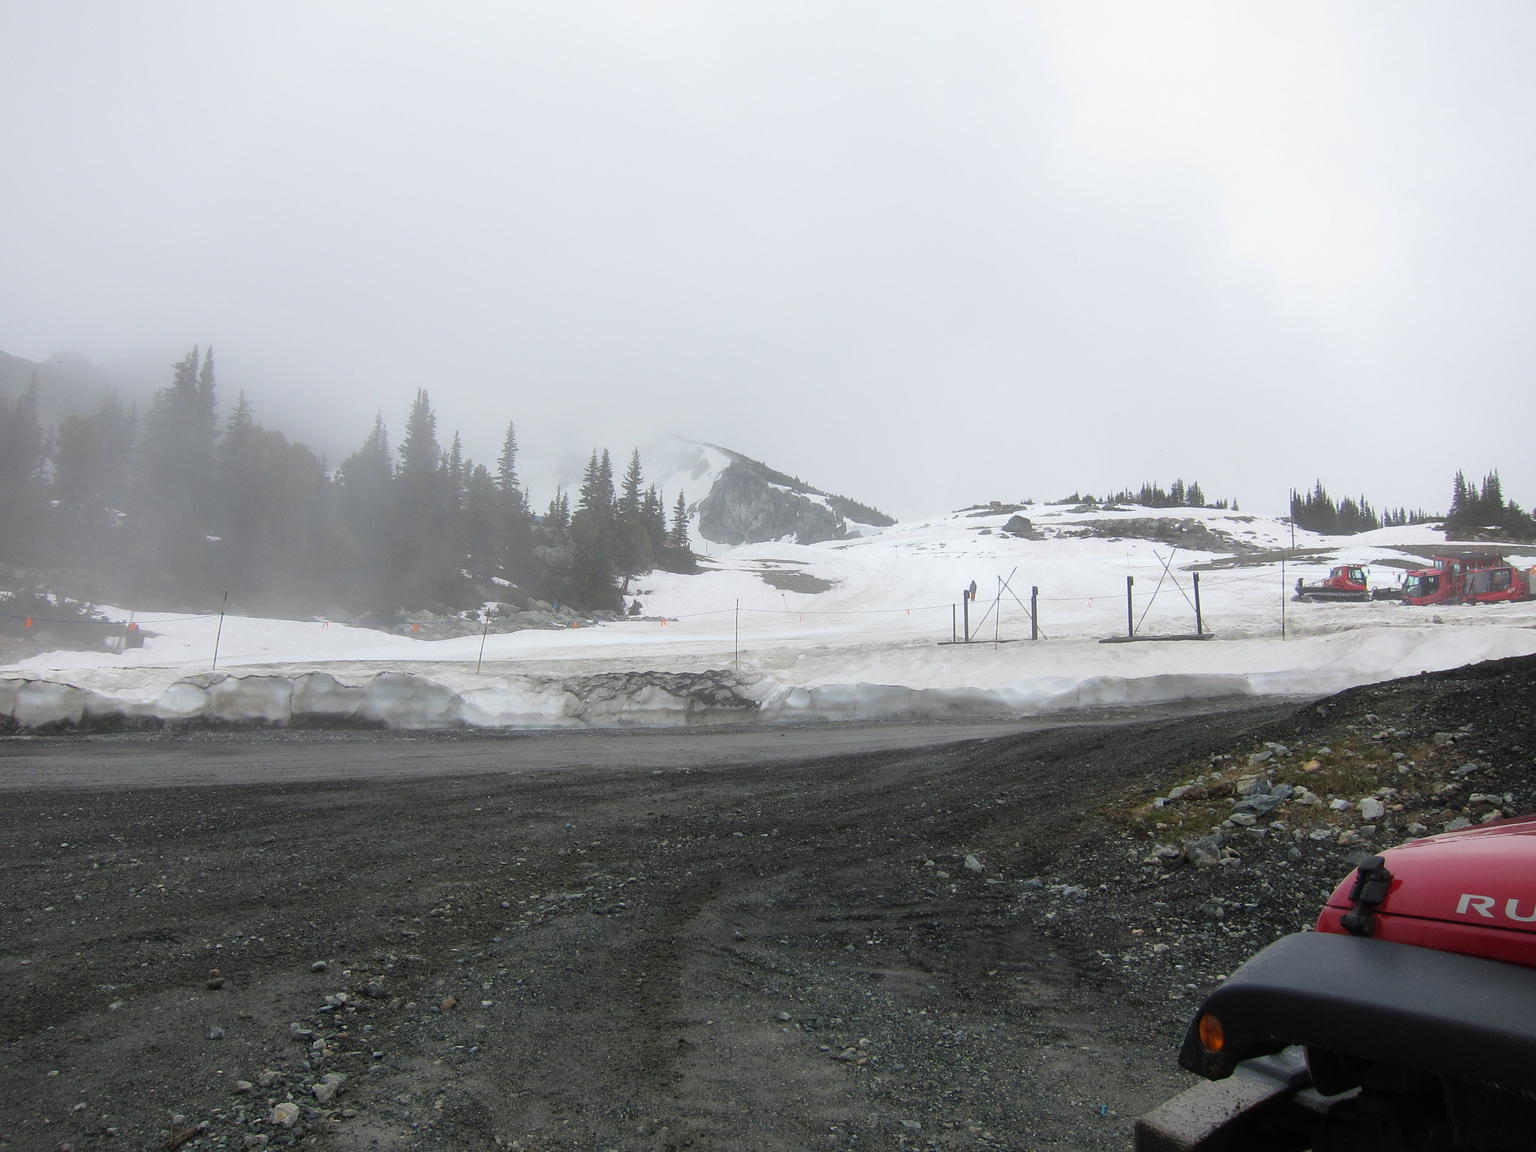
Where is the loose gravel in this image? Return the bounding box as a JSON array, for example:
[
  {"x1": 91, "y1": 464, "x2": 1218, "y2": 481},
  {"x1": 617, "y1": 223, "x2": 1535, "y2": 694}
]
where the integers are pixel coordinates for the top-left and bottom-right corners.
[{"x1": 2, "y1": 654, "x2": 1532, "y2": 1152}]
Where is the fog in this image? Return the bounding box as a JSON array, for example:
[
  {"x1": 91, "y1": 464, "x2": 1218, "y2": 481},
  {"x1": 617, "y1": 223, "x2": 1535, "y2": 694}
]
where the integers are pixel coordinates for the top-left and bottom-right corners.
[{"x1": 3, "y1": 3, "x2": 1533, "y2": 519}]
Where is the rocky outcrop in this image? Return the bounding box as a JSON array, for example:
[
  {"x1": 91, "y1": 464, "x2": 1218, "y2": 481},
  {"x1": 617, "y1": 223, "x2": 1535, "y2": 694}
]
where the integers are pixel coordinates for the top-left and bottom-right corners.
[
  {"x1": 1060, "y1": 516, "x2": 1259, "y2": 554},
  {"x1": 696, "y1": 456, "x2": 894, "y2": 546}
]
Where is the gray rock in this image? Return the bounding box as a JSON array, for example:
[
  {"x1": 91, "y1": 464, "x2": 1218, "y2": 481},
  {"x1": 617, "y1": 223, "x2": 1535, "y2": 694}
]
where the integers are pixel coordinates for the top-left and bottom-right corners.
[
  {"x1": 271, "y1": 1102, "x2": 300, "y2": 1128},
  {"x1": 1183, "y1": 834, "x2": 1225, "y2": 867}
]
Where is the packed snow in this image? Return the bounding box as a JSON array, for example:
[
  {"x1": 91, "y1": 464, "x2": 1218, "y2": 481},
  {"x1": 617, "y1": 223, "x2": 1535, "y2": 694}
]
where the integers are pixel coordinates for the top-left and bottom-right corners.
[{"x1": 6, "y1": 503, "x2": 1536, "y2": 730}]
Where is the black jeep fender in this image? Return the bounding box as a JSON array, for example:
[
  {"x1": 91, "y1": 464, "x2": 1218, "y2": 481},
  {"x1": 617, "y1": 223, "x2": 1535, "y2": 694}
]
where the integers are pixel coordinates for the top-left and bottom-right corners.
[
  {"x1": 1135, "y1": 932, "x2": 1536, "y2": 1152},
  {"x1": 1176, "y1": 931, "x2": 1536, "y2": 1097}
]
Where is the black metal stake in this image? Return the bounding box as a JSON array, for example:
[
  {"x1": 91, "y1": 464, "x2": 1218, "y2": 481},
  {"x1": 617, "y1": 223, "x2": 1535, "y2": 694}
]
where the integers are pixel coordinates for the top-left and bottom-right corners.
[
  {"x1": 1125, "y1": 576, "x2": 1135, "y2": 638},
  {"x1": 211, "y1": 591, "x2": 229, "y2": 671},
  {"x1": 1194, "y1": 572, "x2": 1204, "y2": 636},
  {"x1": 476, "y1": 611, "x2": 492, "y2": 674},
  {"x1": 1031, "y1": 586, "x2": 1039, "y2": 640}
]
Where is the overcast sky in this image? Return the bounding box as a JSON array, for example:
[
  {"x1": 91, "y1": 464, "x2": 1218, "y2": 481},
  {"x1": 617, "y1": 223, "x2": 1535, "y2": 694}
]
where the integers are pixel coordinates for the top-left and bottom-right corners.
[{"x1": 3, "y1": 2, "x2": 1533, "y2": 521}]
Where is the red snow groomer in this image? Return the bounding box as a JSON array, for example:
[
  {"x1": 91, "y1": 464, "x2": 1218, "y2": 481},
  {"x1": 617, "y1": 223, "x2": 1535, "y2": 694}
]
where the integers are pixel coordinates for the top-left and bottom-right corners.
[
  {"x1": 1292, "y1": 565, "x2": 1374, "y2": 603},
  {"x1": 1401, "y1": 552, "x2": 1534, "y2": 607},
  {"x1": 1136, "y1": 816, "x2": 1536, "y2": 1151}
]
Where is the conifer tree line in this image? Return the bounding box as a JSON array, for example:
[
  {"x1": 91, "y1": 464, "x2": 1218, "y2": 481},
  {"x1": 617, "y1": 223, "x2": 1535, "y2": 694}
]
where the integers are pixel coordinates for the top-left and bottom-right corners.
[
  {"x1": 1289, "y1": 474, "x2": 1533, "y2": 538},
  {"x1": 1056, "y1": 480, "x2": 1235, "y2": 510},
  {"x1": 0, "y1": 348, "x2": 697, "y2": 617},
  {"x1": 1443, "y1": 470, "x2": 1535, "y2": 537}
]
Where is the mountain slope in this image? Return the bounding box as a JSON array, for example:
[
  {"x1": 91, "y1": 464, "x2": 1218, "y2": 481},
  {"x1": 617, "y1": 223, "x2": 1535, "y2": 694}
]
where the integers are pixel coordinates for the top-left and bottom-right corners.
[{"x1": 647, "y1": 437, "x2": 895, "y2": 546}]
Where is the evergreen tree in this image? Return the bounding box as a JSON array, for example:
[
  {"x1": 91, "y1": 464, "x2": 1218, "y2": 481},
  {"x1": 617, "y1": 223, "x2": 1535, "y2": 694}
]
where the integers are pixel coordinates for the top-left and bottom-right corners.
[
  {"x1": 612, "y1": 449, "x2": 653, "y2": 585},
  {"x1": 668, "y1": 490, "x2": 691, "y2": 551},
  {"x1": 641, "y1": 484, "x2": 667, "y2": 559},
  {"x1": 0, "y1": 374, "x2": 48, "y2": 567},
  {"x1": 1448, "y1": 471, "x2": 1469, "y2": 521},
  {"x1": 391, "y1": 390, "x2": 458, "y2": 607},
  {"x1": 620, "y1": 449, "x2": 644, "y2": 520},
  {"x1": 544, "y1": 489, "x2": 571, "y2": 537},
  {"x1": 338, "y1": 414, "x2": 396, "y2": 606},
  {"x1": 131, "y1": 347, "x2": 222, "y2": 596},
  {"x1": 461, "y1": 463, "x2": 504, "y2": 580},
  {"x1": 496, "y1": 420, "x2": 521, "y2": 496}
]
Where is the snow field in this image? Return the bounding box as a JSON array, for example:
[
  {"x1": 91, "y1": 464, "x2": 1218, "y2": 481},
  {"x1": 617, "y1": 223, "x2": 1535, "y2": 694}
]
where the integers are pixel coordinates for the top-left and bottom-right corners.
[{"x1": 5, "y1": 505, "x2": 1536, "y2": 730}]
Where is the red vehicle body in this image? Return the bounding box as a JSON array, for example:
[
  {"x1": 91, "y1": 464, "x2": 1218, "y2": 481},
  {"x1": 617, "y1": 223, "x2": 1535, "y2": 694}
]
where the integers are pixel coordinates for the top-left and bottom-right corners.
[
  {"x1": 1401, "y1": 552, "x2": 1534, "y2": 606},
  {"x1": 1293, "y1": 565, "x2": 1372, "y2": 603},
  {"x1": 1137, "y1": 817, "x2": 1536, "y2": 1151}
]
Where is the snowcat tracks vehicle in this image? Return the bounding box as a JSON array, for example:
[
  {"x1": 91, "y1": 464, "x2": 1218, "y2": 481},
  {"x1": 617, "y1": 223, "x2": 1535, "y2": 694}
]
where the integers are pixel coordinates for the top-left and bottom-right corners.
[
  {"x1": 1135, "y1": 817, "x2": 1536, "y2": 1152},
  {"x1": 1292, "y1": 565, "x2": 1372, "y2": 603}
]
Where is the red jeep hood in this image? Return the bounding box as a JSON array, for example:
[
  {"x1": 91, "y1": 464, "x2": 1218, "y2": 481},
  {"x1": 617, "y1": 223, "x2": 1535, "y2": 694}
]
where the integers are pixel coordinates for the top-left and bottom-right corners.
[{"x1": 1318, "y1": 816, "x2": 1536, "y2": 968}]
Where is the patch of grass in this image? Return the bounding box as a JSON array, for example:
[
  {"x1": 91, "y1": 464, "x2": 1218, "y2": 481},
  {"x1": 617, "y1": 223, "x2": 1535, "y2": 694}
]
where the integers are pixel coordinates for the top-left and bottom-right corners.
[{"x1": 1119, "y1": 735, "x2": 1442, "y2": 844}]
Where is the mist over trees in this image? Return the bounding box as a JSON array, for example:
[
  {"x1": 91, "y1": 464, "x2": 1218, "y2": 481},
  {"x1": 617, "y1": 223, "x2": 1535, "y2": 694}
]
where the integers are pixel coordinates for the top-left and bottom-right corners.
[{"x1": 0, "y1": 349, "x2": 697, "y2": 618}]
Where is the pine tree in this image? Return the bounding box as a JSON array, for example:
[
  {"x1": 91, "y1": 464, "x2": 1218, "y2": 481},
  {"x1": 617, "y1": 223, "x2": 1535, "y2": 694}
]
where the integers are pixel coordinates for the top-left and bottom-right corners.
[
  {"x1": 0, "y1": 374, "x2": 48, "y2": 567},
  {"x1": 544, "y1": 489, "x2": 571, "y2": 537},
  {"x1": 641, "y1": 484, "x2": 667, "y2": 559},
  {"x1": 391, "y1": 390, "x2": 458, "y2": 606},
  {"x1": 130, "y1": 347, "x2": 223, "y2": 596},
  {"x1": 496, "y1": 421, "x2": 521, "y2": 497},
  {"x1": 620, "y1": 449, "x2": 644, "y2": 520},
  {"x1": 668, "y1": 490, "x2": 691, "y2": 551},
  {"x1": 1448, "y1": 471, "x2": 1469, "y2": 521}
]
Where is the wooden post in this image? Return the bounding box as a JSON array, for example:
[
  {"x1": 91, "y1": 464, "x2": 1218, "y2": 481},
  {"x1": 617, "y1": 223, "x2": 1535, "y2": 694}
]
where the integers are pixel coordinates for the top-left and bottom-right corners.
[
  {"x1": 1031, "y1": 586, "x2": 1039, "y2": 640},
  {"x1": 1194, "y1": 572, "x2": 1203, "y2": 636},
  {"x1": 1125, "y1": 576, "x2": 1135, "y2": 638}
]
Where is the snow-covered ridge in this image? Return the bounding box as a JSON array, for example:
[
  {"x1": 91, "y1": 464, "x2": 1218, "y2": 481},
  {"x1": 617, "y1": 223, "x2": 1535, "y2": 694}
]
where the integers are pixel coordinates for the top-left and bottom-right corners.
[{"x1": 6, "y1": 502, "x2": 1536, "y2": 732}]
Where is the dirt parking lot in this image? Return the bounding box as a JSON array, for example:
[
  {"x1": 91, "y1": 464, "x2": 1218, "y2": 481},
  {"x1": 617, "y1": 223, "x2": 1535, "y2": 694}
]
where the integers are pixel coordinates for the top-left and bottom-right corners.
[{"x1": 3, "y1": 661, "x2": 1529, "y2": 1152}]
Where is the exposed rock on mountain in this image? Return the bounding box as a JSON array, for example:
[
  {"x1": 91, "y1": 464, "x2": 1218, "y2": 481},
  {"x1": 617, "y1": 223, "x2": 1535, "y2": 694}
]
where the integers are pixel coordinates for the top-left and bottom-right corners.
[
  {"x1": 1061, "y1": 516, "x2": 1261, "y2": 554},
  {"x1": 691, "y1": 446, "x2": 894, "y2": 546}
]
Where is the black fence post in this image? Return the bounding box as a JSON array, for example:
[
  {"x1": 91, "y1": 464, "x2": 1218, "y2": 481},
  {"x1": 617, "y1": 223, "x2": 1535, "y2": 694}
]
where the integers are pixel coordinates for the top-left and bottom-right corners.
[
  {"x1": 1125, "y1": 576, "x2": 1135, "y2": 638},
  {"x1": 1031, "y1": 586, "x2": 1039, "y2": 640},
  {"x1": 1194, "y1": 572, "x2": 1204, "y2": 636}
]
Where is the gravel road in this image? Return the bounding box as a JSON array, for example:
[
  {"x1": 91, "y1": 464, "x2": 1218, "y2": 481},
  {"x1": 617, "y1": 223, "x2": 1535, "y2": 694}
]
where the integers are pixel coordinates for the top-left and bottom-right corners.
[{"x1": 2, "y1": 660, "x2": 1528, "y2": 1152}]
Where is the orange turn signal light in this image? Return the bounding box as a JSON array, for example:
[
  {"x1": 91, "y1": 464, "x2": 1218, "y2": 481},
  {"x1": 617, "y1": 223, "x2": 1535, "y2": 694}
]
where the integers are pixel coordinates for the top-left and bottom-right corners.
[{"x1": 1197, "y1": 1012, "x2": 1225, "y2": 1053}]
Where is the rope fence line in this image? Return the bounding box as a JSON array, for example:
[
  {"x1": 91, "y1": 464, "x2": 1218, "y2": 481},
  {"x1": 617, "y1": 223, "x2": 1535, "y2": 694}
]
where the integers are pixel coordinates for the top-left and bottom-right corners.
[
  {"x1": 663, "y1": 566, "x2": 1284, "y2": 620},
  {"x1": 0, "y1": 566, "x2": 1292, "y2": 631}
]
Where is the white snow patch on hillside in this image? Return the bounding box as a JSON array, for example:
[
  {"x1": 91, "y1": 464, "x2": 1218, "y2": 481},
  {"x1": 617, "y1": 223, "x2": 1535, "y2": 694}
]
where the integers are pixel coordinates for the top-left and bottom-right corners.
[{"x1": 6, "y1": 504, "x2": 1536, "y2": 731}]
